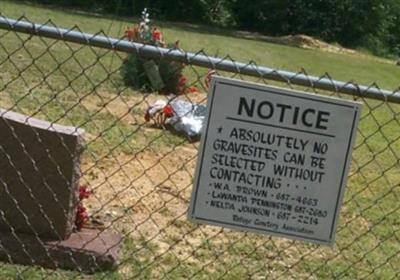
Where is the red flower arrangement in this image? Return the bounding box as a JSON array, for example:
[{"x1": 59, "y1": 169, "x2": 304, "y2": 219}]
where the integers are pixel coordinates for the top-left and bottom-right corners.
[
  {"x1": 152, "y1": 27, "x2": 163, "y2": 42},
  {"x1": 122, "y1": 8, "x2": 202, "y2": 95},
  {"x1": 124, "y1": 8, "x2": 165, "y2": 47},
  {"x1": 177, "y1": 76, "x2": 200, "y2": 95},
  {"x1": 124, "y1": 26, "x2": 139, "y2": 41},
  {"x1": 75, "y1": 185, "x2": 92, "y2": 231},
  {"x1": 144, "y1": 101, "x2": 175, "y2": 125}
]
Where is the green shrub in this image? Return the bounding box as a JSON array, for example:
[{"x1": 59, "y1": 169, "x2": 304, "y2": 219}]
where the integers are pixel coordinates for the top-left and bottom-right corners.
[
  {"x1": 157, "y1": 59, "x2": 184, "y2": 94},
  {"x1": 121, "y1": 53, "x2": 150, "y2": 91},
  {"x1": 121, "y1": 52, "x2": 184, "y2": 94}
]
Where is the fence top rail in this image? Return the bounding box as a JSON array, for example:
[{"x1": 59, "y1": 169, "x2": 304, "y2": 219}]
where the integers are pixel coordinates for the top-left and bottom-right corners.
[{"x1": 1, "y1": 16, "x2": 399, "y2": 104}]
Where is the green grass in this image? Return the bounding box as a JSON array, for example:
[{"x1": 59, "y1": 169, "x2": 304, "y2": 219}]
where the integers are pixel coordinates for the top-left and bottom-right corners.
[
  {"x1": 1, "y1": 0, "x2": 400, "y2": 90},
  {"x1": 0, "y1": 1, "x2": 399, "y2": 279}
]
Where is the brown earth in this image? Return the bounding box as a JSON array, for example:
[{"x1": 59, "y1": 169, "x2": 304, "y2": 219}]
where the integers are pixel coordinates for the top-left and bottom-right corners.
[{"x1": 235, "y1": 32, "x2": 356, "y2": 55}]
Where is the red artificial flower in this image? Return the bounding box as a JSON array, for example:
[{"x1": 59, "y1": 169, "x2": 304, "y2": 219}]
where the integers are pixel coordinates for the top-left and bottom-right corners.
[
  {"x1": 152, "y1": 27, "x2": 162, "y2": 42},
  {"x1": 79, "y1": 185, "x2": 91, "y2": 200},
  {"x1": 178, "y1": 76, "x2": 187, "y2": 87},
  {"x1": 75, "y1": 185, "x2": 92, "y2": 231},
  {"x1": 144, "y1": 110, "x2": 151, "y2": 122},
  {"x1": 162, "y1": 105, "x2": 174, "y2": 118},
  {"x1": 124, "y1": 26, "x2": 139, "y2": 41},
  {"x1": 186, "y1": 86, "x2": 198, "y2": 93},
  {"x1": 124, "y1": 27, "x2": 134, "y2": 41},
  {"x1": 75, "y1": 204, "x2": 89, "y2": 230}
]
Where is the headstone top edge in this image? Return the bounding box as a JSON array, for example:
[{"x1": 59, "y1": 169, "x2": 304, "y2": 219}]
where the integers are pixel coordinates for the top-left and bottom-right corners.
[{"x1": 0, "y1": 108, "x2": 85, "y2": 136}]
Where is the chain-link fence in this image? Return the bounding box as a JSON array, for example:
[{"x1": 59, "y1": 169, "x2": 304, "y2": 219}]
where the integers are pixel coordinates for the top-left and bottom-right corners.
[{"x1": 0, "y1": 15, "x2": 399, "y2": 279}]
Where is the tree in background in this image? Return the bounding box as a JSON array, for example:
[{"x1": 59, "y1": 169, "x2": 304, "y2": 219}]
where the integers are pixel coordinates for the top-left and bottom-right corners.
[
  {"x1": 17, "y1": 0, "x2": 400, "y2": 58},
  {"x1": 228, "y1": 0, "x2": 400, "y2": 57}
]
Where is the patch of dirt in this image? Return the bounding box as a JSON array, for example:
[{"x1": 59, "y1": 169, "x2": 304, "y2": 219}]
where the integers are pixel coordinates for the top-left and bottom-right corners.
[
  {"x1": 76, "y1": 89, "x2": 308, "y2": 273},
  {"x1": 81, "y1": 142, "x2": 201, "y2": 259},
  {"x1": 81, "y1": 90, "x2": 207, "y2": 126},
  {"x1": 77, "y1": 87, "x2": 203, "y2": 258},
  {"x1": 81, "y1": 145, "x2": 299, "y2": 272},
  {"x1": 76, "y1": 87, "x2": 290, "y2": 269},
  {"x1": 235, "y1": 32, "x2": 356, "y2": 55}
]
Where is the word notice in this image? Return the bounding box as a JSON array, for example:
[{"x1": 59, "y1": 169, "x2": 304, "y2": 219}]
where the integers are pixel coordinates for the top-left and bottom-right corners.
[{"x1": 188, "y1": 76, "x2": 362, "y2": 245}]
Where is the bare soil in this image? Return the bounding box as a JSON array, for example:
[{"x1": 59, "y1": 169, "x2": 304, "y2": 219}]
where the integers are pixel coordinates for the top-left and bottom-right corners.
[{"x1": 234, "y1": 32, "x2": 356, "y2": 55}]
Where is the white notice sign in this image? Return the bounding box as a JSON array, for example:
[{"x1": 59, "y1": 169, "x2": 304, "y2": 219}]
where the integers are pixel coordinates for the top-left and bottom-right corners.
[{"x1": 188, "y1": 76, "x2": 362, "y2": 245}]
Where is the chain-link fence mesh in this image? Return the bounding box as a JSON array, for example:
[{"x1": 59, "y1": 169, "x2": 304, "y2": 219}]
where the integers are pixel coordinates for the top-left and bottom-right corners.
[{"x1": 0, "y1": 15, "x2": 399, "y2": 280}]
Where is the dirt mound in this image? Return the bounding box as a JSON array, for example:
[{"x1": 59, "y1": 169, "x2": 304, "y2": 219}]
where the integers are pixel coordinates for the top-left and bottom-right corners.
[{"x1": 235, "y1": 32, "x2": 355, "y2": 54}]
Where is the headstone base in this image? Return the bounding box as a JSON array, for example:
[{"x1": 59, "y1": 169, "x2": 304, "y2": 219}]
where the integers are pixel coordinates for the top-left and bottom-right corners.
[{"x1": 0, "y1": 228, "x2": 122, "y2": 274}]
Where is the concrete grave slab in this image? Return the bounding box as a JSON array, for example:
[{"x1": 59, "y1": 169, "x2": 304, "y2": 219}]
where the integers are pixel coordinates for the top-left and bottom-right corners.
[{"x1": 0, "y1": 228, "x2": 122, "y2": 273}]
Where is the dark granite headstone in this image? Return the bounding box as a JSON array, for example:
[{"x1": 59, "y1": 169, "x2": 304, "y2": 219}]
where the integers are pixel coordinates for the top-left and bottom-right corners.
[
  {"x1": 0, "y1": 108, "x2": 122, "y2": 273},
  {"x1": 0, "y1": 108, "x2": 84, "y2": 240}
]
